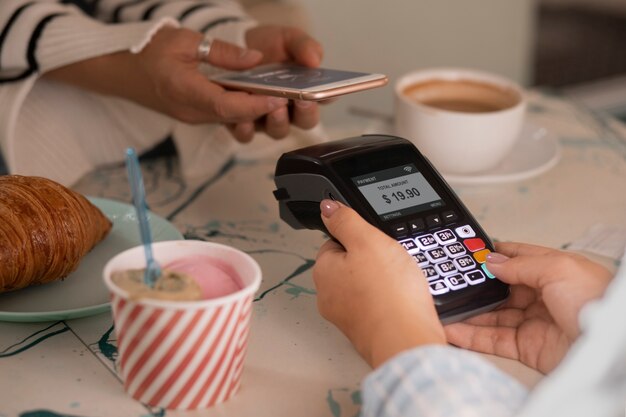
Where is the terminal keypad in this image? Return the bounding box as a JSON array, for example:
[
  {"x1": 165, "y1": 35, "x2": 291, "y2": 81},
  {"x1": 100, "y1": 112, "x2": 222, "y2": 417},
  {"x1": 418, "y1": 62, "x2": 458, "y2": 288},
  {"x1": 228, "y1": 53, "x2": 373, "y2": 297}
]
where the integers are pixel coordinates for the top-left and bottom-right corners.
[{"x1": 397, "y1": 223, "x2": 493, "y2": 296}]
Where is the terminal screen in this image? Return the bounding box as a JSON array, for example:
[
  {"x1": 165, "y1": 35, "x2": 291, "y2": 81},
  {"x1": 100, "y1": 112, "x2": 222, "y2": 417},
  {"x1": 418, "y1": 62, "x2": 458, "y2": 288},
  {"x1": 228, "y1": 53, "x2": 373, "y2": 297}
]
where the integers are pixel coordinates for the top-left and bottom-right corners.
[{"x1": 351, "y1": 164, "x2": 445, "y2": 221}]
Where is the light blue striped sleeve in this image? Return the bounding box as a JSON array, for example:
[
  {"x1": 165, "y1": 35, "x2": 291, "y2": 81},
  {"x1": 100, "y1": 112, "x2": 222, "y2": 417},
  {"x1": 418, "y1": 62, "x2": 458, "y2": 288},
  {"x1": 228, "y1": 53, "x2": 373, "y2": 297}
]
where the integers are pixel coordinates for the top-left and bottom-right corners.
[{"x1": 361, "y1": 345, "x2": 528, "y2": 417}]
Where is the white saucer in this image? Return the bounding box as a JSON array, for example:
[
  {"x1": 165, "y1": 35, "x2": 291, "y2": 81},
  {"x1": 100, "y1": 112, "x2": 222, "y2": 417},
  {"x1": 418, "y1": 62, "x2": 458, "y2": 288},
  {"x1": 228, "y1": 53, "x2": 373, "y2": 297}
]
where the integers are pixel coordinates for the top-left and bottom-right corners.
[
  {"x1": 364, "y1": 119, "x2": 561, "y2": 185},
  {"x1": 442, "y1": 121, "x2": 561, "y2": 185}
]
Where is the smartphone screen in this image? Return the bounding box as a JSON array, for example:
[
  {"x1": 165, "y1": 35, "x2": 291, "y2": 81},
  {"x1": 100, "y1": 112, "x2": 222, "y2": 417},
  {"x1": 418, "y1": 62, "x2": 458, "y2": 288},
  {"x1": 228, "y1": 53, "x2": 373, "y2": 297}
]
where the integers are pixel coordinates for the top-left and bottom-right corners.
[{"x1": 212, "y1": 64, "x2": 388, "y2": 100}]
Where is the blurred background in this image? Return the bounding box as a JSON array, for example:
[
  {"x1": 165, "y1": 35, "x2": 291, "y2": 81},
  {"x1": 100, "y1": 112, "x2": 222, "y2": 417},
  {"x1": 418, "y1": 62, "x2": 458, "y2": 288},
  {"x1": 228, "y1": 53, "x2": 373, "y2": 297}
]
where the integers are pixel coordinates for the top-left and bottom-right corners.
[
  {"x1": 1, "y1": 0, "x2": 625, "y2": 174},
  {"x1": 245, "y1": 0, "x2": 626, "y2": 125}
]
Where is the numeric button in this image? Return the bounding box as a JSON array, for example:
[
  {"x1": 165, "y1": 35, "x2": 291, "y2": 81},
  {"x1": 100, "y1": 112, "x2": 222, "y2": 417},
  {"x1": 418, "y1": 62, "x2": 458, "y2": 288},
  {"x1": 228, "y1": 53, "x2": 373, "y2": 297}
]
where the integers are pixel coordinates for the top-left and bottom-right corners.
[
  {"x1": 443, "y1": 242, "x2": 465, "y2": 258},
  {"x1": 415, "y1": 234, "x2": 437, "y2": 250},
  {"x1": 434, "y1": 229, "x2": 456, "y2": 245},
  {"x1": 412, "y1": 252, "x2": 428, "y2": 267},
  {"x1": 425, "y1": 247, "x2": 447, "y2": 263},
  {"x1": 453, "y1": 255, "x2": 475, "y2": 271},
  {"x1": 434, "y1": 260, "x2": 457, "y2": 276},
  {"x1": 398, "y1": 238, "x2": 419, "y2": 254},
  {"x1": 445, "y1": 274, "x2": 468, "y2": 290},
  {"x1": 422, "y1": 265, "x2": 439, "y2": 281}
]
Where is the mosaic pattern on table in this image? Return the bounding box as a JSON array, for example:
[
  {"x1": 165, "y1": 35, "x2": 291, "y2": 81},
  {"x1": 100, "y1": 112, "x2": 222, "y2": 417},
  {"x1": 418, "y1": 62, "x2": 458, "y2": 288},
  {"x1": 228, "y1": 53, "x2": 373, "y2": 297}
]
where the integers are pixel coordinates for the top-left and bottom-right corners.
[
  {"x1": 2, "y1": 93, "x2": 624, "y2": 417},
  {"x1": 1, "y1": 157, "x2": 342, "y2": 417}
]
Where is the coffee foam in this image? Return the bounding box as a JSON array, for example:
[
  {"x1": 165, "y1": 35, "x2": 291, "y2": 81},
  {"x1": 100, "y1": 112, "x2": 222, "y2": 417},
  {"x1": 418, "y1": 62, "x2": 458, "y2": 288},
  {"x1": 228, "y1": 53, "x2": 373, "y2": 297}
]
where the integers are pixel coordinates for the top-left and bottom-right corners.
[{"x1": 402, "y1": 79, "x2": 521, "y2": 113}]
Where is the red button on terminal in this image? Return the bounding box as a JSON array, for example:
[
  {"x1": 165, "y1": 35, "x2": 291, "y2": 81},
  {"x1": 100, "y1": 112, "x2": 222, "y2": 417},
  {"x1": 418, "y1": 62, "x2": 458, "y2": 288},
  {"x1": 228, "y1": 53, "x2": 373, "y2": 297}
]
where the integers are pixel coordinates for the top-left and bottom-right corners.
[{"x1": 464, "y1": 238, "x2": 486, "y2": 252}]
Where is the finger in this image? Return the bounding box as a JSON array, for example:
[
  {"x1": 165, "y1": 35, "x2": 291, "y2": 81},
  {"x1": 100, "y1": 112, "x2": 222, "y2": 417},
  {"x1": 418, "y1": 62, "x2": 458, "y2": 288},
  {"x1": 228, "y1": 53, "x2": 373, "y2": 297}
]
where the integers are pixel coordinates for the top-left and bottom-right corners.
[
  {"x1": 204, "y1": 39, "x2": 263, "y2": 69},
  {"x1": 319, "y1": 199, "x2": 391, "y2": 252},
  {"x1": 283, "y1": 28, "x2": 323, "y2": 67},
  {"x1": 200, "y1": 86, "x2": 287, "y2": 123},
  {"x1": 317, "y1": 238, "x2": 345, "y2": 258},
  {"x1": 444, "y1": 322, "x2": 520, "y2": 360},
  {"x1": 227, "y1": 122, "x2": 255, "y2": 143},
  {"x1": 453, "y1": 286, "x2": 539, "y2": 324},
  {"x1": 486, "y1": 250, "x2": 570, "y2": 290},
  {"x1": 504, "y1": 284, "x2": 539, "y2": 309},
  {"x1": 494, "y1": 241, "x2": 556, "y2": 258},
  {"x1": 493, "y1": 286, "x2": 552, "y2": 324},
  {"x1": 264, "y1": 106, "x2": 290, "y2": 139},
  {"x1": 457, "y1": 308, "x2": 526, "y2": 328},
  {"x1": 291, "y1": 100, "x2": 319, "y2": 130},
  {"x1": 314, "y1": 239, "x2": 345, "y2": 289},
  {"x1": 182, "y1": 72, "x2": 288, "y2": 122}
]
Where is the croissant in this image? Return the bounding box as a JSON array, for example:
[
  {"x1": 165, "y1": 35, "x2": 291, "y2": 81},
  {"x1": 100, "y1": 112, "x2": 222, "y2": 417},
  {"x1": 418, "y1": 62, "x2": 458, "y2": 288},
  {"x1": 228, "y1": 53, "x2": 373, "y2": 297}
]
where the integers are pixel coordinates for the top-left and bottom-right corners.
[{"x1": 0, "y1": 175, "x2": 112, "y2": 293}]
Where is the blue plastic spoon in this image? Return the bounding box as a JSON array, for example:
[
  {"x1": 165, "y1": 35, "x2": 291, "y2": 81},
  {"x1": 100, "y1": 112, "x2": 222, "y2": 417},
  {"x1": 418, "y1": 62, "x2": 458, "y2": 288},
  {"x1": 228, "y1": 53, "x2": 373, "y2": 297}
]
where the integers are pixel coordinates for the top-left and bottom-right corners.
[{"x1": 125, "y1": 148, "x2": 161, "y2": 287}]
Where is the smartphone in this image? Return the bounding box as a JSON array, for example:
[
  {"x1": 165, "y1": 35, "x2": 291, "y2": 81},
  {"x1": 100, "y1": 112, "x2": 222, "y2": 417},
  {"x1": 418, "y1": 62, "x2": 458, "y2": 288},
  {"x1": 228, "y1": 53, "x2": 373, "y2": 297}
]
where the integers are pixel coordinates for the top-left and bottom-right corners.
[
  {"x1": 211, "y1": 63, "x2": 388, "y2": 101},
  {"x1": 272, "y1": 134, "x2": 510, "y2": 324}
]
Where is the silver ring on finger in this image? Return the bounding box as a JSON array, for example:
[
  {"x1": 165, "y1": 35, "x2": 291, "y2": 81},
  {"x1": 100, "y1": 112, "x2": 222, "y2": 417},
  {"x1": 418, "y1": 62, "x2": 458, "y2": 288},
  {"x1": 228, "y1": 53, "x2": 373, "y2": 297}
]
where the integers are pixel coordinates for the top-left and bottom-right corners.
[{"x1": 197, "y1": 36, "x2": 213, "y2": 62}]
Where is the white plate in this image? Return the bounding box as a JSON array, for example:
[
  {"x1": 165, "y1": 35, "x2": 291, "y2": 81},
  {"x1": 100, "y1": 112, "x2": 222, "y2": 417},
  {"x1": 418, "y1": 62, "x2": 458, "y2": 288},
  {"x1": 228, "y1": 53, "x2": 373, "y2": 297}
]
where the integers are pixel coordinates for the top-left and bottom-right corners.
[
  {"x1": 363, "y1": 119, "x2": 561, "y2": 185},
  {"x1": 0, "y1": 197, "x2": 183, "y2": 322}
]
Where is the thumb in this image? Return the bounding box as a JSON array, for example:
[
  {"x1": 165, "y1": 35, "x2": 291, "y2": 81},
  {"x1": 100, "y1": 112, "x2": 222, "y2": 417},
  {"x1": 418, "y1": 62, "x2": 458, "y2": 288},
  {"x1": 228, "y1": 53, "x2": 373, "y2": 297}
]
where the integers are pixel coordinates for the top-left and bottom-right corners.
[
  {"x1": 203, "y1": 39, "x2": 263, "y2": 70},
  {"x1": 283, "y1": 28, "x2": 323, "y2": 67},
  {"x1": 320, "y1": 199, "x2": 382, "y2": 251},
  {"x1": 485, "y1": 252, "x2": 553, "y2": 290}
]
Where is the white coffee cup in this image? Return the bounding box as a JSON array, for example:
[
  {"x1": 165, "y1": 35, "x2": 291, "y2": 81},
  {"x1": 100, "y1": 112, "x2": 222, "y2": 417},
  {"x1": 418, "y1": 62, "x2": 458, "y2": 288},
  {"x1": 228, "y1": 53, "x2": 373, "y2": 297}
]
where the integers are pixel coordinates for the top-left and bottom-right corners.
[{"x1": 394, "y1": 68, "x2": 526, "y2": 175}]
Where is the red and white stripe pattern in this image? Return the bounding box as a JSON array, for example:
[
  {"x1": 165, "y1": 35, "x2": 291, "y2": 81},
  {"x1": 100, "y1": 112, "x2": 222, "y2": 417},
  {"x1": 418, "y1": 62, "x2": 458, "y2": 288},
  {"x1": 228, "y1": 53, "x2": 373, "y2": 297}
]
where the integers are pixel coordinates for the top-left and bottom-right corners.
[{"x1": 110, "y1": 294, "x2": 253, "y2": 409}]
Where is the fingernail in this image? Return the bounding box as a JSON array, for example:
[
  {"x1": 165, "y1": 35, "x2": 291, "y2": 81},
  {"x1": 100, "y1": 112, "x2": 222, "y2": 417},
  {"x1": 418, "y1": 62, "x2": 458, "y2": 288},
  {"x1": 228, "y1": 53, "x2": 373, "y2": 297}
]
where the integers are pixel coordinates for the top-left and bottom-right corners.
[
  {"x1": 320, "y1": 199, "x2": 340, "y2": 218},
  {"x1": 268, "y1": 97, "x2": 288, "y2": 110},
  {"x1": 239, "y1": 49, "x2": 262, "y2": 60},
  {"x1": 486, "y1": 252, "x2": 509, "y2": 264}
]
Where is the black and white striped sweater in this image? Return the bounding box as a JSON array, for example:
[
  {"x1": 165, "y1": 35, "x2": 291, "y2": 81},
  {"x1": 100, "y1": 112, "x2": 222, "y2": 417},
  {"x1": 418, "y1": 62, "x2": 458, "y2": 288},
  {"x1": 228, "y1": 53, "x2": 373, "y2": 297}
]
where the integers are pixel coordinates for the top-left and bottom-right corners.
[{"x1": 0, "y1": 0, "x2": 256, "y2": 185}]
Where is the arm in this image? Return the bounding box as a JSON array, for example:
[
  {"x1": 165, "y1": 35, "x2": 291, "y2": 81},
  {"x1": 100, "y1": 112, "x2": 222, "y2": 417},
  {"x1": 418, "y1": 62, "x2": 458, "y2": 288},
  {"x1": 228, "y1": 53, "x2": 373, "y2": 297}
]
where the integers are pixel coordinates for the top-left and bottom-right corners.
[
  {"x1": 1, "y1": 0, "x2": 322, "y2": 140},
  {"x1": 90, "y1": 0, "x2": 323, "y2": 136},
  {"x1": 40, "y1": 22, "x2": 322, "y2": 140},
  {"x1": 94, "y1": 0, "x2": 254, "y2": 43},
  {"x1": 0, "y1": 1, "x2": 93, "y2": 81},
  {"x1": 0, "y1": 0, "x2": 254, "y2": 80},
  {"x1": 42, "y1": 26, "x2": 289, "y2": 131},
  {"x1": 361, "y1": 346, "x2": 527, "y2": 417},
  {"x1": 87, "y1": 0, "x2": 322, "y2": 137}
]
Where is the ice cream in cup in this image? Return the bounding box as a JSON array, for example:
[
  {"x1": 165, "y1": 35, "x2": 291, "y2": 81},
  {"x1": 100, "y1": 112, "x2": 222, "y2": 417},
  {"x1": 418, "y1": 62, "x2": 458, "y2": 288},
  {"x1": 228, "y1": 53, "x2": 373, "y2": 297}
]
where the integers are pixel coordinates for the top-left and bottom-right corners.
[{"x1": 103, "y1": 240, "x2": 261, "y2": 410}]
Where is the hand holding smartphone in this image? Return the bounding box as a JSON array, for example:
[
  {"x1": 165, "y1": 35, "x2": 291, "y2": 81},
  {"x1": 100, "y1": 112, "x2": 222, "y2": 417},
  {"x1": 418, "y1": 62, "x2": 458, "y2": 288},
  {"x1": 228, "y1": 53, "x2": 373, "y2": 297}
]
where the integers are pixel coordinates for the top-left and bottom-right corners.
[{"x1": 211, "y1": 63, "x2": 388, "y2": 101}]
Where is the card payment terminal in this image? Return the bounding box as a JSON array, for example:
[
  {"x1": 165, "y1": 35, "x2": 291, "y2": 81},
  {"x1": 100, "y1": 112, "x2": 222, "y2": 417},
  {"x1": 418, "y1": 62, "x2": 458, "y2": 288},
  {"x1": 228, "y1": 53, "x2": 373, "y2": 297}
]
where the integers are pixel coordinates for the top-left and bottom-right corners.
[{"x1": 273, "y1": 135, "x2": 509, "y2": 323}]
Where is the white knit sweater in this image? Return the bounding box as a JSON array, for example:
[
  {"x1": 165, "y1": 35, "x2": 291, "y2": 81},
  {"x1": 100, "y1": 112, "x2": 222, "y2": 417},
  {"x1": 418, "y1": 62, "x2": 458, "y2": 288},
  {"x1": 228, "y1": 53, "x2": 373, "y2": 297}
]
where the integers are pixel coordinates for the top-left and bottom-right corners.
[{"x1": 0, "y1": 0, "x2": 257, "y2": 186}]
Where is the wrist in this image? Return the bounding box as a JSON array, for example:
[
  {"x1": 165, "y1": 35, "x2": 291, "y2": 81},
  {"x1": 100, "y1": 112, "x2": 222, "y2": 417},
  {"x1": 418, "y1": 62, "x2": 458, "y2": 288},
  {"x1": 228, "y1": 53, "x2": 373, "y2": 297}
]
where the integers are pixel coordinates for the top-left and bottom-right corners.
[
  {"x1": 43, "y1": 51, "x2": 161, "y2": 113},
  {"x1": 43, "y1": 51, "x2": 136, "y2": 98},
  {"x1": 356, "y1": 312, "x2": 446, "y2": 369}
]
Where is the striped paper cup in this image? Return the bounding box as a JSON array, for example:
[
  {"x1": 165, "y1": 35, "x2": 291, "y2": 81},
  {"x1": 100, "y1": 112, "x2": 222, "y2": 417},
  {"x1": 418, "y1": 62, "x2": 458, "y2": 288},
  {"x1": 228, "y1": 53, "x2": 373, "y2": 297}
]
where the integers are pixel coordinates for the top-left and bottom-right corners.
[{"x1": 103, "y1": 240, "x2": 261, "y2": 410}]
